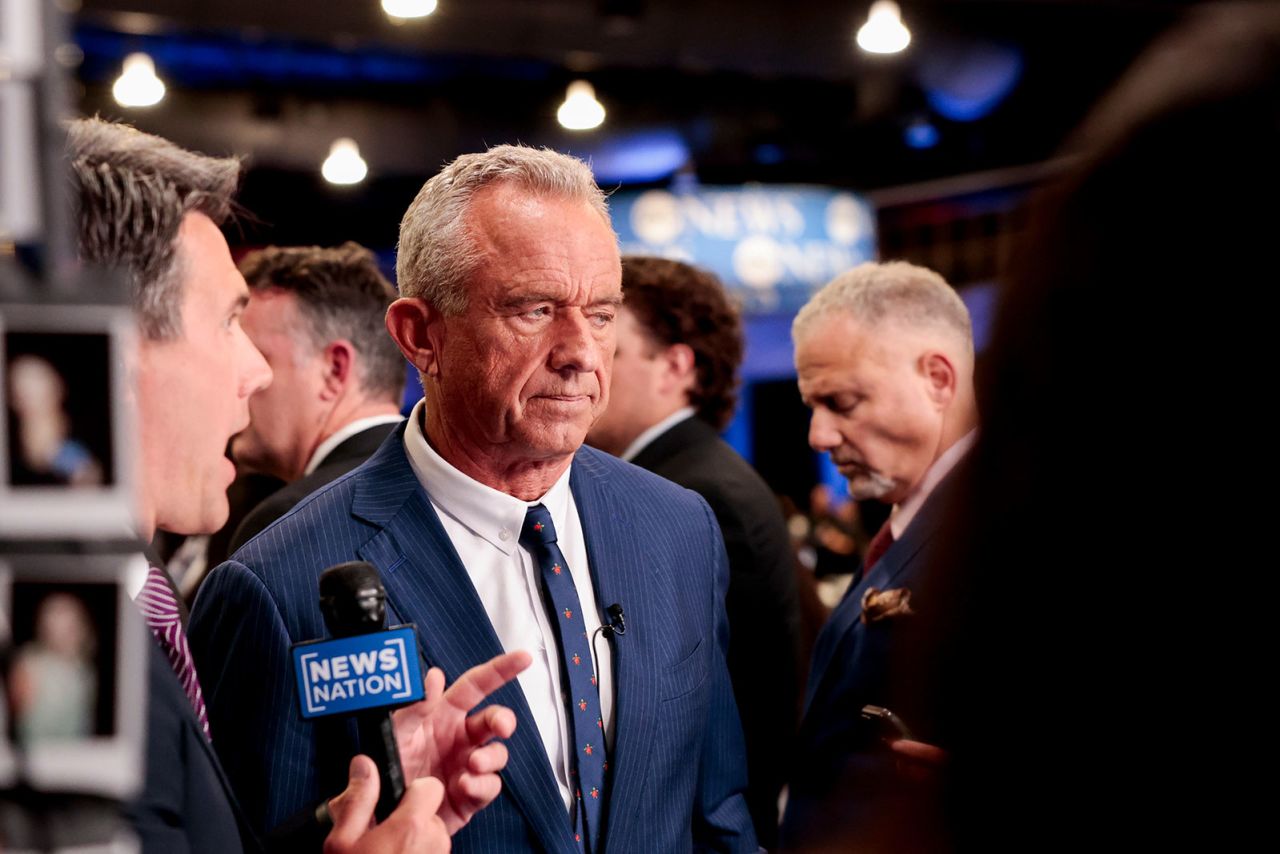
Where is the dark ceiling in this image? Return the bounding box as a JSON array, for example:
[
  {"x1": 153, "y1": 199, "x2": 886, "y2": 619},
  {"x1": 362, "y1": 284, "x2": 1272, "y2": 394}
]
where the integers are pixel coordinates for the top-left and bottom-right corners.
[{"x1": 73, "y1": 0, "x2": 1201, "y2": 248}]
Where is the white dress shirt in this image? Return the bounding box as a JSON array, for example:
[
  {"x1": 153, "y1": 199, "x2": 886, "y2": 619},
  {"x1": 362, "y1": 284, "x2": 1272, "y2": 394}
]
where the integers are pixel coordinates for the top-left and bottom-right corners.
[
  {"x1": 401, "y1": 400, "x2": 614, "y2": 811},
  {"x1": 304, "y1": 414, "x2": 406, "y2": 476},
  {"x1": 889, "y1": 429, "x2": 977, "y2": 539}
]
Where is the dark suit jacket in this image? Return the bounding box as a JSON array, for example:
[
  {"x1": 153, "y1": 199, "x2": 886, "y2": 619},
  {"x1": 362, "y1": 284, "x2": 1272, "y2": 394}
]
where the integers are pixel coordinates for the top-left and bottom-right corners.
[
  {"x1": 631, "y1": 415, "x2": 800, "y2": 846},
  {"x1": 124, "y1": 635, "x2": 260, "y2": 854},
  {"x1": 227, "y1": 422, "x2": 400, "y2": 555},
  {"x1": 189, "y1": 424, "x2": 757, "y2": 853},
  {"x1": 779, "y1": 463, "x2": 964, "y2": 851}
]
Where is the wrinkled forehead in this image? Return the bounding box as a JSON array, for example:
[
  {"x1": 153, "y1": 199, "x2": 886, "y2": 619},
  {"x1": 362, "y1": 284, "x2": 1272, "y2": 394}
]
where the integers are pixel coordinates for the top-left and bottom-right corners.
[
  {"x1": 465, "y1": 183, "x2": 616, "y2": 247},
  {"x1": 795, "y1": 313, "x2": 915, "y2": 391},
  {"x1": 463, "y1": 189, "x2": 621, "y2": 293}
]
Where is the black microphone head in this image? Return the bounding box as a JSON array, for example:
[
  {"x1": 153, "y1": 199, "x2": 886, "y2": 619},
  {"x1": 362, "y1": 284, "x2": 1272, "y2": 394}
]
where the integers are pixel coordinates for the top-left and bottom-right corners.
[
  {"x1": 319, "y1": 561, "x2": 387, "y2": 637},
  {"x1": 606, "y1": 603, "x2": 625, "y2": 634}
]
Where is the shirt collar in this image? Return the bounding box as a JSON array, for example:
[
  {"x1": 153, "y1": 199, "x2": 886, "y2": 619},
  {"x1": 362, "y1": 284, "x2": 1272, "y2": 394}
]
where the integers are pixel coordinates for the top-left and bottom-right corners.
[
  {"x1": 889, "y1": 428, "x2": 977, "y2": 540},
  {"x1": 620, "y1": 406, "x2": 696, "y2": 462},
  {"x1": 304, "y1": 413, "x2": 405, "y2": 476},
  {"x1": 401, "y1": 399, "x2": 574, "y2": 555}
]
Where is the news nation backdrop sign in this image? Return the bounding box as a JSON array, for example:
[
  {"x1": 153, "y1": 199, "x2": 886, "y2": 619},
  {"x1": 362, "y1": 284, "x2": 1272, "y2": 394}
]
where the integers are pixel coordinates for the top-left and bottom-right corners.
[
  {"x1": 293, "y1": 626, "x2": 425, "y2": 719},
  {"x1": 610, "y1": 186, "x2": 878, "y2": 315}
]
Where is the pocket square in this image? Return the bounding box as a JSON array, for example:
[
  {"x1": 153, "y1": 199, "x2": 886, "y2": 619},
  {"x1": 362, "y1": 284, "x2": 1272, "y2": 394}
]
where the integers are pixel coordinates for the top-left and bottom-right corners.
[{"x1": 860, "y1": 586, "x2": 914, "y2": 624}]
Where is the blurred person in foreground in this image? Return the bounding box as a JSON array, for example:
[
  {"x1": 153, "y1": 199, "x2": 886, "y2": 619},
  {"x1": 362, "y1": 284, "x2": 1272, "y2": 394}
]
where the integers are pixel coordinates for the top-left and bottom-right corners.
[
  {"x1": 586, "y1": 255, "x2": 801, "y2": 846},
  {"x1": 780, "y1": 260, "x2": 977, "y2": 850},
  {"x1": 67, "y1": 117, "x2": 527, "y2": 853},
  {"x1": 872, "y1": 3, "x2": 1280, "y2": 851}
]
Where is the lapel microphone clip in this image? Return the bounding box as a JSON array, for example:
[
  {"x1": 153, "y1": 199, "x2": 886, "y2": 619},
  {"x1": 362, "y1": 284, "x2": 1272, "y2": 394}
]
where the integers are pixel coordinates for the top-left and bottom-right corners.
[{"x1": 602, "y1": 603, "x2": 626, "y2": 638}]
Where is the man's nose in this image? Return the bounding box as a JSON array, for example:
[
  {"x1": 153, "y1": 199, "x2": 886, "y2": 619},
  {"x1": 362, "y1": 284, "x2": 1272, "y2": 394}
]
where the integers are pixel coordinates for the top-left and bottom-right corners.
[
  {"x1": 239, "y1": 332, "x2": 272, "y2": 397},
  {"x1": 548, "y1": 311, "x2": 601, "y2": 375},
  {"x1": 808, "y1": 409, "x2": 840, "y2": 452}
]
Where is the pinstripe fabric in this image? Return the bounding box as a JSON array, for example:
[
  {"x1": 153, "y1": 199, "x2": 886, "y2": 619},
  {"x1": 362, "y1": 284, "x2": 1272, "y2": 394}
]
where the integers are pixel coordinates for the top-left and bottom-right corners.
[{"x1": 189, "y1": 423, "x2": 758, "y2": 853}]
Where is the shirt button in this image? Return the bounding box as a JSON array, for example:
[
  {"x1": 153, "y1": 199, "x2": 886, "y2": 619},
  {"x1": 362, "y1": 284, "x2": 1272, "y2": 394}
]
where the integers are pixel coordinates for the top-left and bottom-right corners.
[{"x1": 499, "y1": 529, "x2": 511, "y2": 541}]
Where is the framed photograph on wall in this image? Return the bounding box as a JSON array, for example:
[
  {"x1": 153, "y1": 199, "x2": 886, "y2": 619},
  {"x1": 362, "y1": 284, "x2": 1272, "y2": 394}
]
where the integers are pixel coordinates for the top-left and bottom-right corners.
[
  {"x1": 0, "y1": 550, "x2": 148, "y2": 798},
  {"x1": 0, "y1": 303, "x2": 137, "y2": 538}
]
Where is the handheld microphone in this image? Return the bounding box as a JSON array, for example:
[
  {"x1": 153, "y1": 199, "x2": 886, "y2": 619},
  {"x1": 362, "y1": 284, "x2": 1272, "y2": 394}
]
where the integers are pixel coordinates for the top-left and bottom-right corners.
[{"x1": 291, "y1": 561, "x2": 425, "y2": 822}]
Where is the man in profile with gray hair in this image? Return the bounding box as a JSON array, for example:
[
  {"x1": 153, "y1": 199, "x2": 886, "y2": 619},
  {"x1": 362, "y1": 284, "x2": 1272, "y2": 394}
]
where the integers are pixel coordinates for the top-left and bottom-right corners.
[
  {"x1": 780, "y1": 260, "x2": 976, "y2": 849},
  {"x1": 67, "y1": 117, "x2": 524, "y2": 854},
  {"x1": 192, "y1": 144, "x2": 757, "y2": 853}
]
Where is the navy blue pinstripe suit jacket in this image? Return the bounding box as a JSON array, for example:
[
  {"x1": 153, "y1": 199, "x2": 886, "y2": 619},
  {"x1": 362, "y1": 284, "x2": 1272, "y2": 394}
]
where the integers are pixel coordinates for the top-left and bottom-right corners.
[{"x1": 189, "y1": 424, "x2": 758, "y2": 853}]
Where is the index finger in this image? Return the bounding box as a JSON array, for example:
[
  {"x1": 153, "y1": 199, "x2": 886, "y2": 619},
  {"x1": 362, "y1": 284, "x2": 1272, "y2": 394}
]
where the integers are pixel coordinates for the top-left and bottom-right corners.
[{"x1": 443, "y1": 650, "x2": 532, "y2": 712}]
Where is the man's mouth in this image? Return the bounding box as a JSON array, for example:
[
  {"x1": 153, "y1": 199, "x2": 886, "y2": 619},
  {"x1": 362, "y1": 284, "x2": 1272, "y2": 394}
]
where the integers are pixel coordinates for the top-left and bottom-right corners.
[{"x1": 536, "y1": 392, "x2": 591, "y2": 403}]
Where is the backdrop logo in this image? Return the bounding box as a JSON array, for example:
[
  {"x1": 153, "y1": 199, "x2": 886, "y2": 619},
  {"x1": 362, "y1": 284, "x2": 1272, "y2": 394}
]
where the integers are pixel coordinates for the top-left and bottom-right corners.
[
  {"x1": 613, "y1": 186, "x2": 877, "y2": 314},
  {"x1": 292, "y1": 626, "x2": 424, "y2": 719}
]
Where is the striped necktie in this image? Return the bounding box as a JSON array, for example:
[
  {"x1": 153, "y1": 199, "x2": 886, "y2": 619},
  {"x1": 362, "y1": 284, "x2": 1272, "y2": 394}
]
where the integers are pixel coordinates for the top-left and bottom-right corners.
[{"x1": 135, "y1": 565, "x2": 210, "y2": 739}]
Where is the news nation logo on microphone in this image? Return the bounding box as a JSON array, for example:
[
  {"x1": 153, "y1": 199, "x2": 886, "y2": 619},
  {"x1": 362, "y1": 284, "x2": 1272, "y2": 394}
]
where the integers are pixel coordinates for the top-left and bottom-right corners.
[{"x1": 292, "y1": 627, "x2": 425, "y2": 719}]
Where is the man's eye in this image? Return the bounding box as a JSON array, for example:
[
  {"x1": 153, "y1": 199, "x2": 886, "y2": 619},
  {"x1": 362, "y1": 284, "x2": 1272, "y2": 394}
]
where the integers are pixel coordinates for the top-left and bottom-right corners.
[
  {"x1": 816, "y1": 395, "x2": 856, "y2": 413},
  {"x1": 524, "y1": 306, "x2": 552, "y2": 319}
]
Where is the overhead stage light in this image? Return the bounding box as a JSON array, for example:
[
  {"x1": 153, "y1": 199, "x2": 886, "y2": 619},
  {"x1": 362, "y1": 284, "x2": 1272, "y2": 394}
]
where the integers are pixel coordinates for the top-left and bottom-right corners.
[
  {"x1": 856, "y1": 1, "x2": 911, "y2": 55},
  {"x1": 381, "y1": 0, "x2": 438, "y2": 21},
  {"x1": 112, "y1": 53, "x2": 166, "y2": 108},
  {"x1": 322, "y1": 138, "x2": 368, "y2": 185},
  {"x1": 557, "y1": 81, "x2": 605, "y2": 131}
]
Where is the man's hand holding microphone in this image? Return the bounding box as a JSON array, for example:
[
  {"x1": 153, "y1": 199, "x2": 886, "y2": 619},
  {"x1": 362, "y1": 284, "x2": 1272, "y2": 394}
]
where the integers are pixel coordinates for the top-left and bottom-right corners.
[{"x1": 297, "y1": 562, "x2": 531, "y2": 852}]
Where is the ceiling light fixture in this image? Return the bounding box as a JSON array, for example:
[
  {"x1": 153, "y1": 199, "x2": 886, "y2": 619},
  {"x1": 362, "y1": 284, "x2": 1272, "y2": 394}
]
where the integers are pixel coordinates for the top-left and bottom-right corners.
[
  {"x1": 321, "y1": 138, "x2": 368, "y2": 185},
  {"x1": 382, "y1": 0, "x2": 438, "y2": 21},
  {"x1": 112, "y1": 52, "x2": 166, "y2": 108},
  {"x1": 557, "y1": 81, "x2": 605, "y2": 131},
  {"x1": 856, "y1": 1, "x2": 911, "y2": 55}
]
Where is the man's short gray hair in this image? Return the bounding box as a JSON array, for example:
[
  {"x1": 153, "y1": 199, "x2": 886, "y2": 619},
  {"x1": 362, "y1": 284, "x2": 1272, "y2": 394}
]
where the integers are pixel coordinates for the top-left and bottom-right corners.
[
  {"x1": 395, "y1": 144, "x2": 612, "y2": 314},
  {"x1": 67, "y1": 118, "x2": 241, "y2": 340},
  {"x1": 793, "y1": 260, "x2": 973, "y2": 354}
]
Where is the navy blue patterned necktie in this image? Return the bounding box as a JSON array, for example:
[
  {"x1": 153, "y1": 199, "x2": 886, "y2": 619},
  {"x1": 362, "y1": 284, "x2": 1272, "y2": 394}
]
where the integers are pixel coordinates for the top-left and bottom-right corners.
[{"x1": 521, "y1": 503, "x2": 607, "y2": 853}]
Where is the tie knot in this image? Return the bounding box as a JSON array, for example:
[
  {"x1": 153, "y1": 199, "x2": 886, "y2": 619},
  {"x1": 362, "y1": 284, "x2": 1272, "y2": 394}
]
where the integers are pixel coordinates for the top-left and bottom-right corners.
[{"x1": 521, "y1": 504, "x2": 558, "y2": 549}]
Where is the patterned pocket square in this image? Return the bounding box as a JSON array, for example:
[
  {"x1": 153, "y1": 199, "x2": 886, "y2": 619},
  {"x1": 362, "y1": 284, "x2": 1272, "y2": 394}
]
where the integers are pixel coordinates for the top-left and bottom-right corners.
[{"x1": 860, "y1": 586, "x2": 914, "y2": 624}]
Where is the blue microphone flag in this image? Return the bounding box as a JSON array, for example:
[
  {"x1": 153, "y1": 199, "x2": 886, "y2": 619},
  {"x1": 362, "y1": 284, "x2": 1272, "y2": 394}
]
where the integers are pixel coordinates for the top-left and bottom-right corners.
[{"x1": 292, "y1": 626, "x2": 425, "y2": 719}]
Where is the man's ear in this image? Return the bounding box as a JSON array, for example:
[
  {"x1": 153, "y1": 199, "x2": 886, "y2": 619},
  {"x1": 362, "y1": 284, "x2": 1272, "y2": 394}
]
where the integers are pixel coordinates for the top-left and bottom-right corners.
[
  {"x1": 918, "y1": 350, "x2": 958, "y2": 408},
  {"x1": 385, "y1": 297, "x2": 442, "y2": 378},
  {"x1": 319, "y1": 340, "x2": 355, "y2": 400},
  {"x1": 659, "y1": 343, "x2": 697, "y2": 397}
]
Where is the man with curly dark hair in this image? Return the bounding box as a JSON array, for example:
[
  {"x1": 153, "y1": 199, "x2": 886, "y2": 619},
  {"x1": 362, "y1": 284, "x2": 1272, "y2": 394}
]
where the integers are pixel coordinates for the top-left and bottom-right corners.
[{"x1": 587, "y1": 255, "x2": 801, "y2": 847}]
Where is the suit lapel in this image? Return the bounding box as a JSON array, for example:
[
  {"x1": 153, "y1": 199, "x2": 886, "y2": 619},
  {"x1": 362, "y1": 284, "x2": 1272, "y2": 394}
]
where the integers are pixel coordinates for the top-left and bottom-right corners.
[
  {"x1": 803, "y1": 467, "x2": 961, "y2": 713},
  {"x1": 150, "y1": 640, "x2": 263, "y2": 853},
  {"x1": 570, "y1": 448, "x2": 661, "y2": 853},
  {"x1": 319, "y1": 421, "x2": 400, "y2": 469},
  {"x1": 348, "y1": 433, "x2": 573, "y2": 854},
  {"x1": 628, "y1": 415, "x2": 708, "y2": 473},
  {"x1": 194, "y1": 715, "x2": 263, "y2": 853}
]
